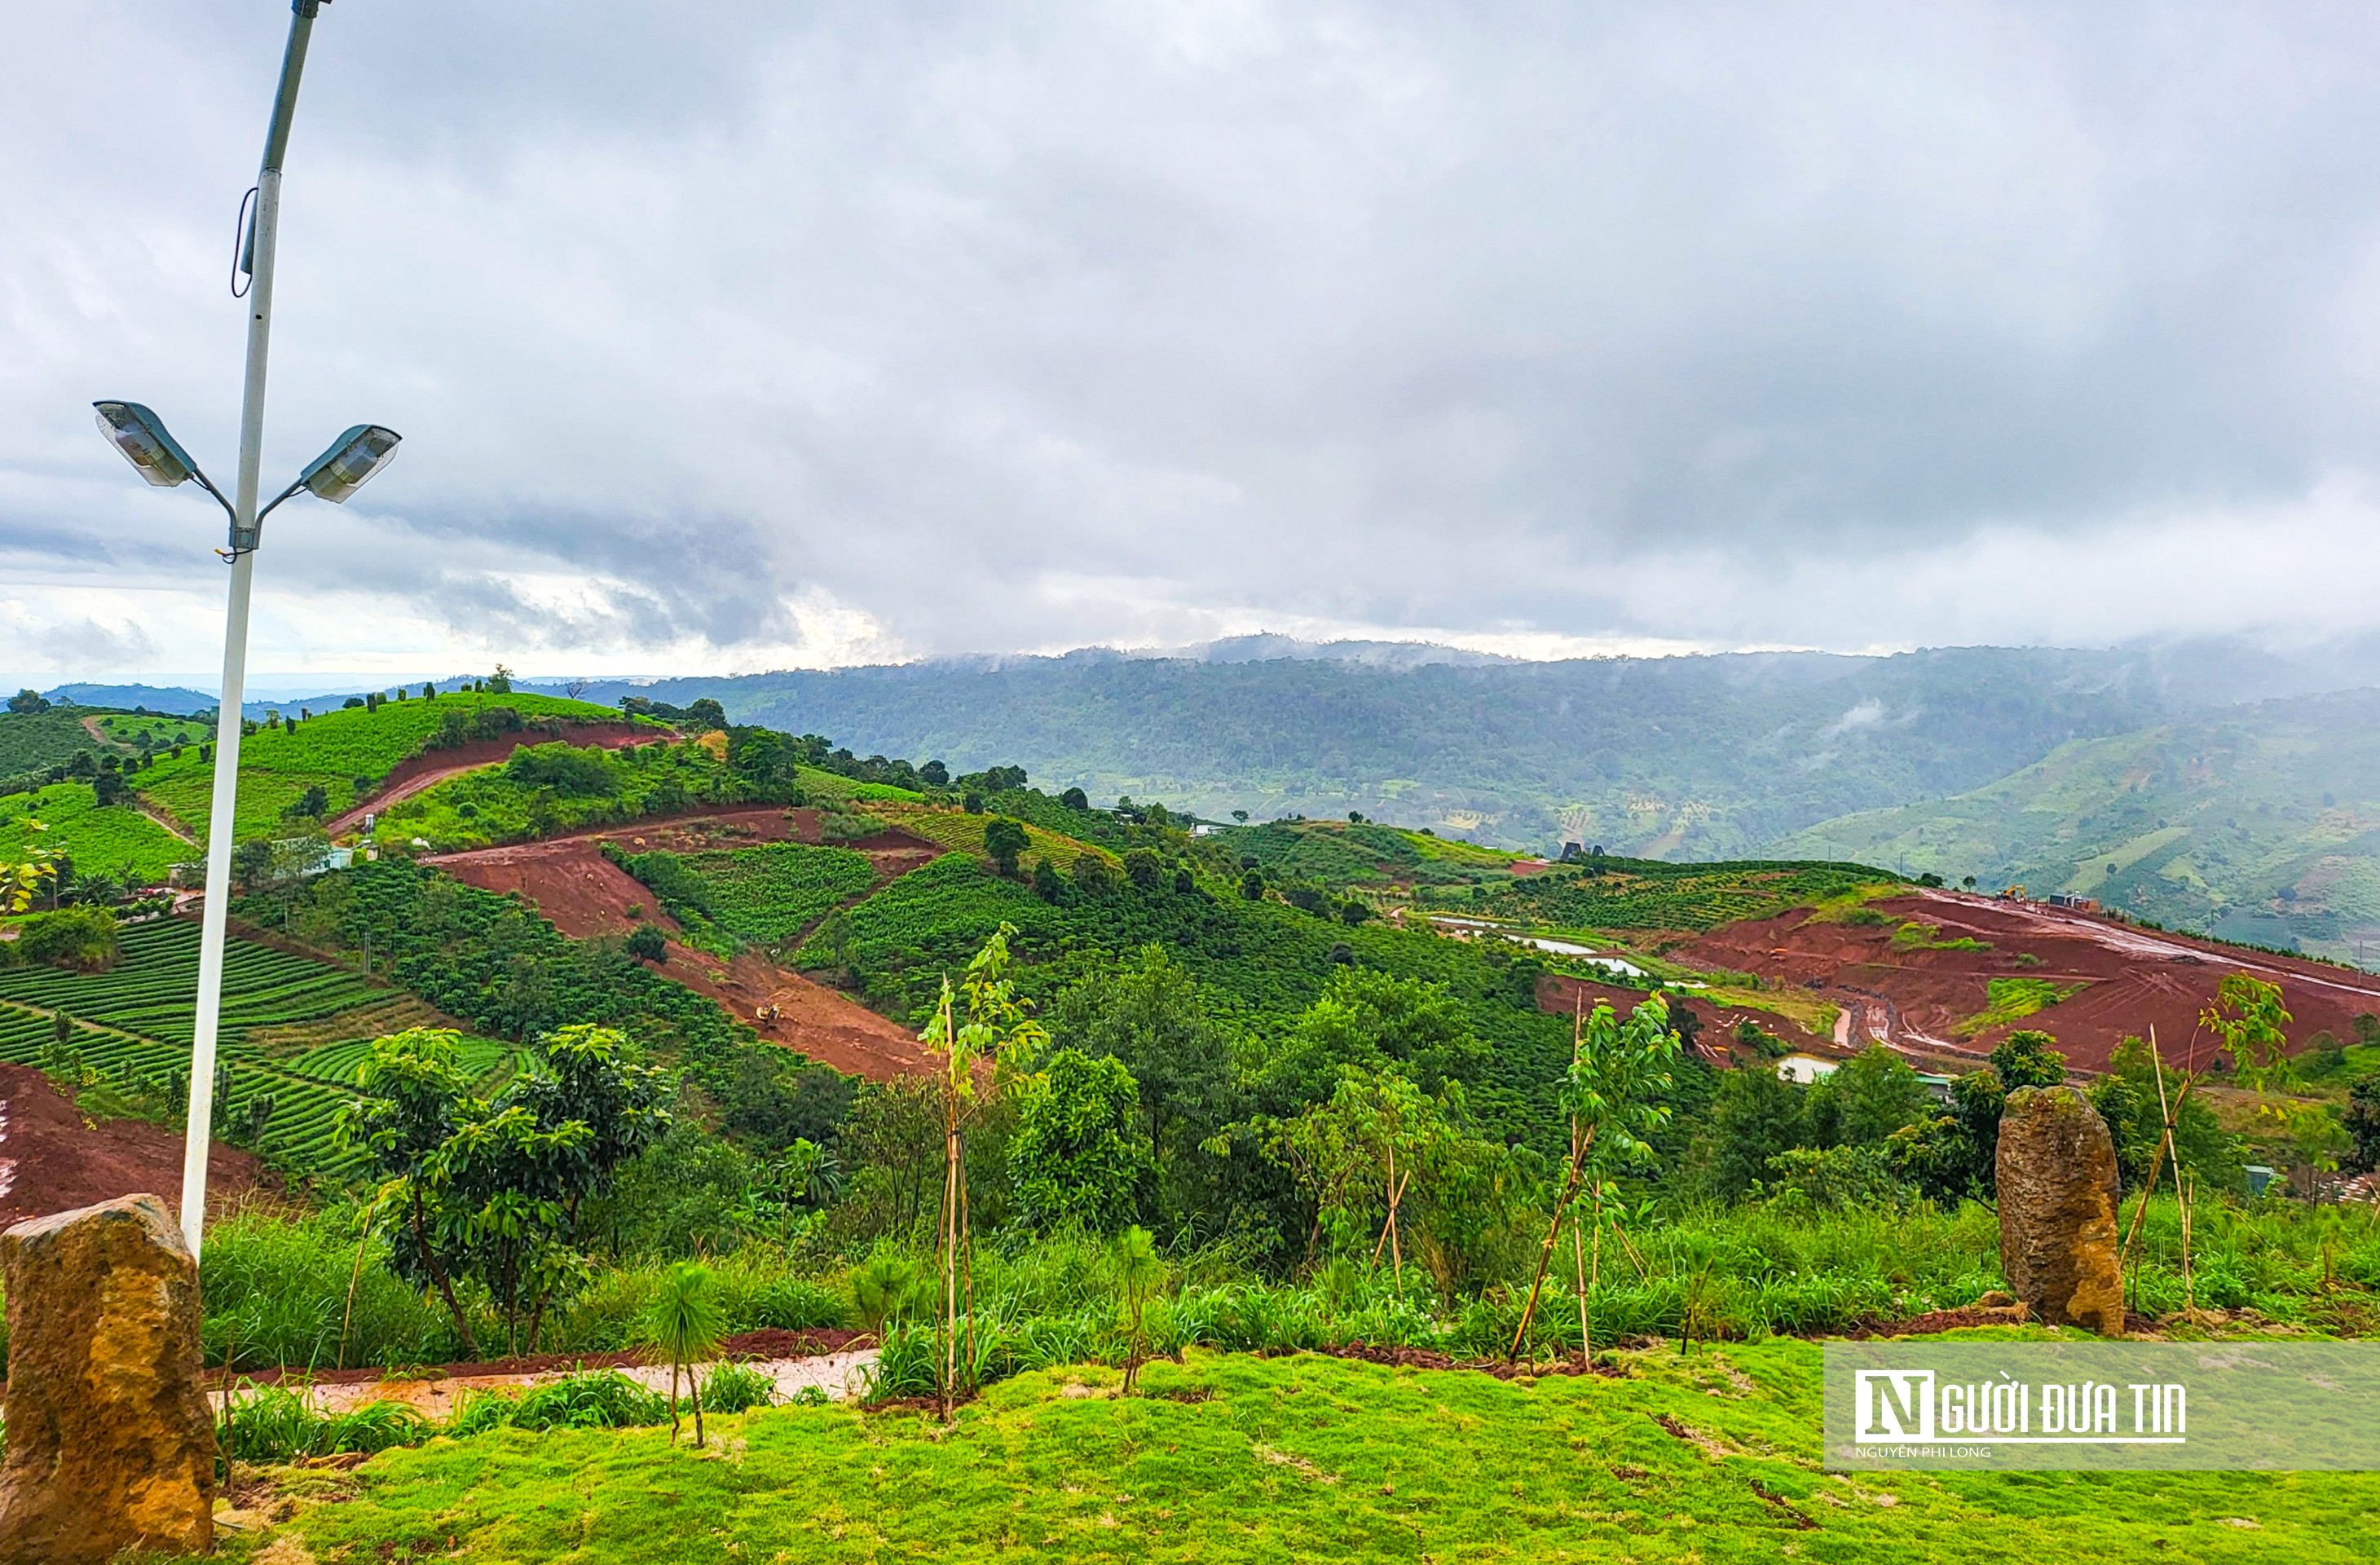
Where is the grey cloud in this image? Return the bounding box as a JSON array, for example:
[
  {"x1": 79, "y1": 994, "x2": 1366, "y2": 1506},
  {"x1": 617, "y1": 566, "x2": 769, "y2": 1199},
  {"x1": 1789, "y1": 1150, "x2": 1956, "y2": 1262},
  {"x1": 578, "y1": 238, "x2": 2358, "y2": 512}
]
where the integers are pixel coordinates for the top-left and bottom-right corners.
[{"x1": 8, "y1": 1, "x2": 2380, "y2": 673}]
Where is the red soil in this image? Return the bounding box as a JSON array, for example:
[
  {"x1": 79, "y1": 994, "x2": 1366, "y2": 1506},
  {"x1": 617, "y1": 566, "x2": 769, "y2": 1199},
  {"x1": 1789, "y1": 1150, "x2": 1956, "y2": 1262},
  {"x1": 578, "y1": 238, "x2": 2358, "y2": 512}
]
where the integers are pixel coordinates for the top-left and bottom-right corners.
[
  {"x1": 0, "y1": 1063, "x2": 267, "y2": 1231},
  {"x1": 1676, "y1": 888, "x2": 2380, "y2": 1074},
  {"x1": 323, "y1": 721, "x2": 654, "y2": 836},
  {"x1": 424, "y1": 811, "x2": 936, "y2": 1081}
]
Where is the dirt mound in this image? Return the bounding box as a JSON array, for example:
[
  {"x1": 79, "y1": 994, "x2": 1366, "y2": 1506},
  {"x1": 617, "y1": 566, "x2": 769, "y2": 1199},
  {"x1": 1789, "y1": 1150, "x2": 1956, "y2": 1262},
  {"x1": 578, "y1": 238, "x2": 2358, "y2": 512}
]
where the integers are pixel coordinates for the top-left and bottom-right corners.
[
  {"x1": 0, "y1": 1064, "x2": 266, "y2": 1232},
  {"x1": 1677, "y1": 888, "x2": 2380, "y2": 1073},
  {"x1": 425, "y1": 814, "x2": 931, "y2": 1081}
]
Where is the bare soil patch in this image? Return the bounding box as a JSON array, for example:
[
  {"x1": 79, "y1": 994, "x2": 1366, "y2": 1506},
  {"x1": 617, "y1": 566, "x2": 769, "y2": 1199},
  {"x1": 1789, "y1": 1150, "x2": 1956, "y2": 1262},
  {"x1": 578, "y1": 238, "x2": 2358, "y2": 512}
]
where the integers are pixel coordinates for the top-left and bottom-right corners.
[
  {"x1": 1677, "y1": 888, "x2": 2380, "y2": 1073},
  {"x1": 0, "y1": 1062, "x2": 266, "y2": 1230}
]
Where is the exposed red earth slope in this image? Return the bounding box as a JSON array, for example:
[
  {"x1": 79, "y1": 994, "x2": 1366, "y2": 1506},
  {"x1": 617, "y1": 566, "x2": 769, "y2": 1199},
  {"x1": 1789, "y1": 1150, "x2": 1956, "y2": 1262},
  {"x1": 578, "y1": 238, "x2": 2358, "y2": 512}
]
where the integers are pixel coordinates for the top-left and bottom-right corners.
[
  {"x1": 1678, "y1": 888, "x2": 2380, "y2": 1074},
  {"x1": 0, "y1": 1063, "x2": 266, "y2": 1230},
  {"x1": 424, "y1": 808, "x2": 936, "y2": 1080}
]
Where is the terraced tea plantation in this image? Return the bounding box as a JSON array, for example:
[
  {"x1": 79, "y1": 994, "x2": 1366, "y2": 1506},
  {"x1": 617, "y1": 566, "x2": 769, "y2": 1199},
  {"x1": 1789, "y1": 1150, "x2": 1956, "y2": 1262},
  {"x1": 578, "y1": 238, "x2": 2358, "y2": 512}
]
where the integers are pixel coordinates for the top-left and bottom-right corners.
[
  {"x1": 0, "y1": 918, "x2": 504, "y2": 1179},
  {"x1": 0, "y1": 918, "x2": 379, "y2": 1043}
]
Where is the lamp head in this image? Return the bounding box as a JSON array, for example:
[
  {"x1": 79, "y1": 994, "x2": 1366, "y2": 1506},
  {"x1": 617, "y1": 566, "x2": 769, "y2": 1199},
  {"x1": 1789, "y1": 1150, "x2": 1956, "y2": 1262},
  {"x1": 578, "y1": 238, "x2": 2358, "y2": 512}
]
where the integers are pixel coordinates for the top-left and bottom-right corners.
[
  {"x1": 298, "y1": 424, "x2": 400, "y2": 502},
  {"x1": 93, "y1": 401, "x2": 201, "y2": 487}
]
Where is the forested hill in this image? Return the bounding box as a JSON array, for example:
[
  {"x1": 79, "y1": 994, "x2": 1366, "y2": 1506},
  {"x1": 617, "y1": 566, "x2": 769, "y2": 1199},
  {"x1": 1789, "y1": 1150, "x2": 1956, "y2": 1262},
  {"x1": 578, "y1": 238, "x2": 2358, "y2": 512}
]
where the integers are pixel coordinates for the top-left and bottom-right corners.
[{"x1": 561, "y1": 646, "x2": 2172, "y2": 857}]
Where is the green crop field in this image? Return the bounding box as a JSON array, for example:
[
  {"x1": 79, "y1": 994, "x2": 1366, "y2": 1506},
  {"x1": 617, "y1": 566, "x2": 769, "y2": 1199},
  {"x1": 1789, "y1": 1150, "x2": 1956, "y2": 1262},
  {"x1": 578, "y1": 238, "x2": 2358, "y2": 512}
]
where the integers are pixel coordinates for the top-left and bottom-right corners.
[
  {"x1": 624, "y1": 842, "x2": 876, "y2": 946},
  {"x1": 90, "y1": 712, "x2": 213, "y2": 750},
  {"x1": 0, "y1": 705, "x2": 109, "y2": 782},
  {"x1": 133, "y1": 691, "x2": 634, "y2": 843},
  {"x1": 0, "y1": 1000, "x2": 361, "y2": 1175},
  {"x1": 0, "y1": 919, "x2": 532, "y2": 1176},
  {"x1": 793, "y1": 763, "x2": 924, "y2": 803},
  {"x1": 1223, "y1": 818, "x2": 1531, "y2": 890},
  {"x1": 249, "y1": 1344, "x2": 2376, "y2": 1564},
  {"x1": 0, "y1": 918, "x2": 380, "y2": 1044},
  {"x1": 0, "y1": 781, "x2": 191, "y2": 883}
]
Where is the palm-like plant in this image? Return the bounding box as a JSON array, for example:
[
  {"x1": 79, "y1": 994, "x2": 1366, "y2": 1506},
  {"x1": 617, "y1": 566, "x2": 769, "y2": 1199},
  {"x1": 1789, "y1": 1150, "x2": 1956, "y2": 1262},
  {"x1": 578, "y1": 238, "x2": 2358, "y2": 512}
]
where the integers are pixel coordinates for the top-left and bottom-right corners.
[
  {"x1": 1113, "y1": 1226, "x2": 1166, "y2": 1394},
  {"x1": 642, "y1": 1261, "x2": 725, "y2": 1447}
]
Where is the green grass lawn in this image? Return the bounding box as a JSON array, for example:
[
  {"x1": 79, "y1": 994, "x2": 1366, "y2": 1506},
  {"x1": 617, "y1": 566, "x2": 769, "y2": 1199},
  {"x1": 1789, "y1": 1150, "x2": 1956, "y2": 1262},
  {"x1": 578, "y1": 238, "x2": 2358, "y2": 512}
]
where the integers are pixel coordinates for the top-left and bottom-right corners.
[{"x1": 240, "y1": 1343, "x2": 2373, "y2": 1563}]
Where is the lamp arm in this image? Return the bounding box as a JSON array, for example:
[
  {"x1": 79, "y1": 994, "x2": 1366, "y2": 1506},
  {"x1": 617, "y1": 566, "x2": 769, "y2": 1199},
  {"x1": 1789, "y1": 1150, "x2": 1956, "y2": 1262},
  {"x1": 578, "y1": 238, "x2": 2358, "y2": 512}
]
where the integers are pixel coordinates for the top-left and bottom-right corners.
[
  {"x1": 190, "y1": 466, "x2": 239, "y2": 523},
  {"x1": 256, "y1": 478, "x2": 306, "y2": 522}
]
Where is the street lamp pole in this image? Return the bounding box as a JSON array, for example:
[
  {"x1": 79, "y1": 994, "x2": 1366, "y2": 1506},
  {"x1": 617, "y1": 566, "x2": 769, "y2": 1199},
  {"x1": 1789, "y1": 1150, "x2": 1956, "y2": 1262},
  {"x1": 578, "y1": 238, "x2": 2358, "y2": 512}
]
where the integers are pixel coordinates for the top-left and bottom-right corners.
[{"x1": 180, "y1": 1, "x2": 325, "y2": 1258}]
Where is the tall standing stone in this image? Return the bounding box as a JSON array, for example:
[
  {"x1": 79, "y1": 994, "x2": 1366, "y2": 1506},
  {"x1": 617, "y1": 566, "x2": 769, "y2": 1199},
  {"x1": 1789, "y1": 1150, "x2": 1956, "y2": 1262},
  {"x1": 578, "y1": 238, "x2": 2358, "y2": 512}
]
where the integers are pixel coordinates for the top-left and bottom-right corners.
[
  {"x1": 0, "y1": 1194, "x2": 214, "y2": 1564},
  {"x1": 1996, "y1": 1085, "x2": 2125, "y2": 1334}
]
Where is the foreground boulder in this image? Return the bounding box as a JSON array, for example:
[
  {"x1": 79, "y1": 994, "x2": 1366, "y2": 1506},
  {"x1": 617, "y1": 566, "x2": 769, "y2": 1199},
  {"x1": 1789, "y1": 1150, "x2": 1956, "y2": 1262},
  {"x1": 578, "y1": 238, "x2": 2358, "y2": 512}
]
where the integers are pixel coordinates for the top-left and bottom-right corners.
[
  {"x1": 0, "y1": 1194, "x2": 214, "y2": 1563},
  {"x1": 1996, "y1": 1085, "x2": 2125, "y2": 1334}
]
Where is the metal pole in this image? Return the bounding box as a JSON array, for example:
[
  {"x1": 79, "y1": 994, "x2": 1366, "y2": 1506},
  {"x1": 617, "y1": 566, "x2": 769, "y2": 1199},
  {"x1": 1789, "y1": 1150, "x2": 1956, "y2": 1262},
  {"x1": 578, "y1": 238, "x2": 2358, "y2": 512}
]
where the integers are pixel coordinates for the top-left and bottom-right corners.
[{"x1": 181, "y1": 1, "x2": 322, "y2": 1259}]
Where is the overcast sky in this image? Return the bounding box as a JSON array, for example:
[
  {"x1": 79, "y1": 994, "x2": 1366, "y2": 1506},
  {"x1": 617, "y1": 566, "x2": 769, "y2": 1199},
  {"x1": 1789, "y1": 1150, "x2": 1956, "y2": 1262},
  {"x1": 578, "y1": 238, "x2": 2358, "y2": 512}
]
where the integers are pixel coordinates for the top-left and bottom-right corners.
[{"x1": 8, "y1": 1, "x2": 2380, "y2": 684}]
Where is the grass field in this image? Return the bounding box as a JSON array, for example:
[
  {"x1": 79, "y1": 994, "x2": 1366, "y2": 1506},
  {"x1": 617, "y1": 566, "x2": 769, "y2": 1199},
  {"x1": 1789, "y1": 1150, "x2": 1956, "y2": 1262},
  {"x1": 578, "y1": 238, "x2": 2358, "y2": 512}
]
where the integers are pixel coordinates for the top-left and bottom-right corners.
[
  {"x1": 233, "y1": 1342, "x2": 2375, "y2": 1563},
  {"x1": 0, "y1": 780, "x2": 189, "y2": 882}
]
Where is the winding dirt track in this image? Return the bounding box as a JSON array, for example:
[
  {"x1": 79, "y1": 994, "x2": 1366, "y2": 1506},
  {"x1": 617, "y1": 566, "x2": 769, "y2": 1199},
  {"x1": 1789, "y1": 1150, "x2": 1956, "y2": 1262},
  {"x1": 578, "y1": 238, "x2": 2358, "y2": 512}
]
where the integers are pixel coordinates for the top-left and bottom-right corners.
[{"x1": 425, "y1": 809, "x2": 937, "y2": 1081}]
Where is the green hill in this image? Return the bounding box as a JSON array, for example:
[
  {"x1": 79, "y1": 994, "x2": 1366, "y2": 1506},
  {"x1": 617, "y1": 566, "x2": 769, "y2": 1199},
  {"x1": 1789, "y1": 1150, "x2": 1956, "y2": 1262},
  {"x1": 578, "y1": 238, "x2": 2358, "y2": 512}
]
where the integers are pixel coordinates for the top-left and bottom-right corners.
[
  {"x1": 0, "y1": 704, "x2": 112, "y2": 787},
  {"x1": 134, "y1": 690, "x2": 637, "y2": 843},
  {"x1": 1777, "y1": 688, "x2": 2380, "y2": 959},
  {"x1": 0, "y1": 782, "x2": 188, "y2": 884}
]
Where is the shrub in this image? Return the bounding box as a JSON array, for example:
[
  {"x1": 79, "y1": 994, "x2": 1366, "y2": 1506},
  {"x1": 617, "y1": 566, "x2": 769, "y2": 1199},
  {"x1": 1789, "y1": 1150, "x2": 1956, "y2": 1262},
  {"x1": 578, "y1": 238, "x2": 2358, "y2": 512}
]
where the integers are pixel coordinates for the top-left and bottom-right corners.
[{"x1": 11, "y1": 906, "x2": 121, "y2": 971}]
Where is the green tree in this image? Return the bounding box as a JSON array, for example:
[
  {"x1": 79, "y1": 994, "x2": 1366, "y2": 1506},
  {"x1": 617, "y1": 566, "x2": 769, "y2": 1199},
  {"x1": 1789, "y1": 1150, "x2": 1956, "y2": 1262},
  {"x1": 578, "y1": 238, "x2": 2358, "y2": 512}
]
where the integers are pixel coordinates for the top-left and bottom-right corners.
[
  {"x1": 2204, "y1": 973, "x2": 2294, "y2": 1091},
  {"x1": 7, "y1": 688, "x2": 48, "y2": 714},
  {"x1": 1707, "y1": 1064, "x2": 1808, "y2": 1199},
  {"x1": 625, "y1": 922, "x2": 668, "y2": 963},
  {"x1": 1991, "y1": 1029, "x2": 2067, "y2": 1089},
  {"x1": 1050, "y1": 946, "x2": 1236, "y2": 1170},
  {"x1": 2345, "y1": 1076, "x2": 2380, "y2": 1174},
  {"x1": 983, "y1": 817, "x2": 1030, "y2": 877},
  {"x1": 919, "y1": 925, "x2": 1047, "y2": 1417},
  {"x1": 1030, "y1": 857, "x2": 1064, "y2": 901},
  {"x1": 1257, "y1": 968, "x2": 1484, "y2": 1110},
  {"x1": 1123, "y1": 849, "x2": 1166, "y2": 892},
  {"x1": 641, "y1": 1261, "x2": 725, "y2": 1446},
  {"x1": 1510, "y1": 994, "x2": 1679, "y2": 1359},
  {"x1": 1009, "y1": 1050, "x2": 1151, "y2": 1232},
  {"x1": 1807, "y1": 1044, "x2": 1928, "y2": 1146}
]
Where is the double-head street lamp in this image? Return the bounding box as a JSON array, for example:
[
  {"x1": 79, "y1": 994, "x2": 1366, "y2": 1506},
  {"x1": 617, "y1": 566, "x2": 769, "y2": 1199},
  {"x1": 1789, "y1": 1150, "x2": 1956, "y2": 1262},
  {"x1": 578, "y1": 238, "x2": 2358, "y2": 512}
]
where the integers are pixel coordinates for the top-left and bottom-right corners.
[{"x1": 92, "y1": 0, "x2": 397, "y2": 1259}]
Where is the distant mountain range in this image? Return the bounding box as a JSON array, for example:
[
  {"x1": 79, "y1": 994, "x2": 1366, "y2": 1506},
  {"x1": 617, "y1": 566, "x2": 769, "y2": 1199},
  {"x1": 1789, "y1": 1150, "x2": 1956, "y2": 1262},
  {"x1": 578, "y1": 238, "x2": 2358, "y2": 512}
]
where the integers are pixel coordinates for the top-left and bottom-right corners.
[{"x1": 34, "y1": 633, "x2": 2380, "y2": 959}]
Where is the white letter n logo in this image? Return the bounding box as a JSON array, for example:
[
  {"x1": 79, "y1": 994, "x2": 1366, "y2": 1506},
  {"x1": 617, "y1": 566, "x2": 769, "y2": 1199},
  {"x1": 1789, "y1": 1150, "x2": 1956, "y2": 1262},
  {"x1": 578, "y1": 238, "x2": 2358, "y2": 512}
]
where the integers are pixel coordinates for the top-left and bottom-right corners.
[{"x1": 1856, "y1": 1370, "x2": 1935, "y2": 1441}]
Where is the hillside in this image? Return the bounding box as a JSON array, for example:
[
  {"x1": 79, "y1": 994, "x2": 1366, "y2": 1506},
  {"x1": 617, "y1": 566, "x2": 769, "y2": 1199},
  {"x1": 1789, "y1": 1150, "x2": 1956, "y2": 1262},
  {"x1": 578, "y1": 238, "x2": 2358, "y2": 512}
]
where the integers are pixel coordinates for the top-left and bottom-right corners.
[
  {"x1": 132, "y1": 690, "x2": 643, "y2": 844},
  {"x1": 1778, "y1": 689, "x2": 2380, "y2": 963}
]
